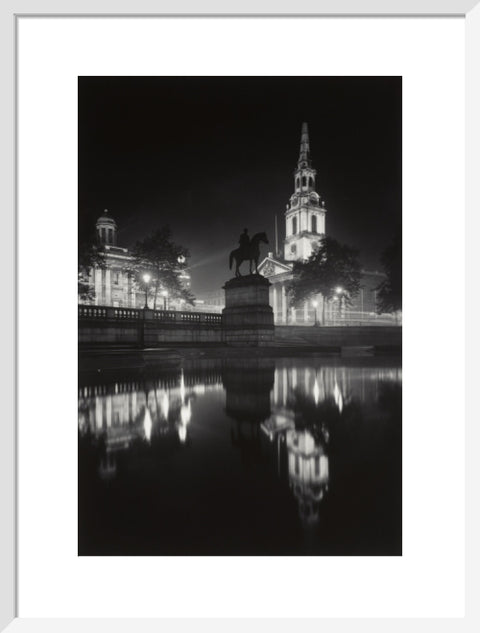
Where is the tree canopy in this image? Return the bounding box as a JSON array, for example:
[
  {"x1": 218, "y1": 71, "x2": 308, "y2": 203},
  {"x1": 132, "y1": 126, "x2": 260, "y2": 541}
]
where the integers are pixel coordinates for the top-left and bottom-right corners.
[
  {"x1": 78, "y1": 213, "x2": 105, "y2": 302},
  {"x1": 288, "y1": 236, "x2": 362, "y2": 313},
  {"x1": 132, "y1": 226, "x2": 195, "y2": 308},
  {"x1": 376, "y1": 232, "x2": 402, "y2": 315}
]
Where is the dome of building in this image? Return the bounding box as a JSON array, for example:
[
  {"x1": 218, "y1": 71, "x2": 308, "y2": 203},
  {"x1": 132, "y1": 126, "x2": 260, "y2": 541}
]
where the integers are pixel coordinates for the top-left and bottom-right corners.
[
  {"x1": 96, "y1": 209, "x2": 118, "y2": 246},
  {"x1": 96, "y1": 209, "x2": 117, "y2": 227}
]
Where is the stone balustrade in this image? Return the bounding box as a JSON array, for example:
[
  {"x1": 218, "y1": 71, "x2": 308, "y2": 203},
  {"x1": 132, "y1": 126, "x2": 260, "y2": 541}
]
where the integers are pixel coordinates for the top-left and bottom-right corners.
[
  {"x1": 78, "y1": 305, "x2": 222, "y2": 325},
  {"x1": 78, "y1": 304, "x2": 223, "y2": 347}
]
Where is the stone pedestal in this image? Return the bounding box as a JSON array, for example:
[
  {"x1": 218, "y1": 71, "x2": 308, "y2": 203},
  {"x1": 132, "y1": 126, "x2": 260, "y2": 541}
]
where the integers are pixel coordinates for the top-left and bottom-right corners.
[{"x1": 222, "y1": 274, "x2": 274, "y2": 346}]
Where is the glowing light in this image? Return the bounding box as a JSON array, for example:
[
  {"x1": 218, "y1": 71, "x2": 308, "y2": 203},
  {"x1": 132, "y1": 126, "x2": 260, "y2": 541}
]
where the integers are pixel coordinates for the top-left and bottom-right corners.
[
  {"x1": 180, "y1": 370, "x2": 186, "y2": 402},
  {"x1": 333, "y1": 381, "x2": 343, "y2": 413},
  {"x1": 180, "y1": 400, "x2": 192, "y2": 426},
  {"x1": 161, "y1": 289, "x2": 169, "y2": 297},
  {"x1": 143, "y1": 273, "x2": 151, "y2": 284},
  {"x1": 143, "y1": 407, "x2": 152, "y2": 442},
  {"x1": 312, "y1": 300, "x2": 318, "y2": 307},
  {"x1": 178, "y1": 400, "x2": 191, "y2": 443},
  {"x1": 313, "y1": 380, "x2": 320, "y2": 405},
  {"x1": 178, "y1": 425, "x2": 187, "y2": 443},
  {"x1": 335, "y1": 286, "x2": 343, "y2": 294},
  {"x1": 161, "y1": 392, "x2": 169, "y2": 420}
]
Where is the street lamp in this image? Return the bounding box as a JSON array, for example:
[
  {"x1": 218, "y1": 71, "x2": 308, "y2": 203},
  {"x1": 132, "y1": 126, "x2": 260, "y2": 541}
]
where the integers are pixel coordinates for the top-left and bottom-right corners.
[
  {"x1": 142, "y1": 273, "x2": 151, "y2": 309},
  {"x1": 312, "y1": 300, "x2": 319, "y2": 327},
  {"x1": 335, "y1": 286, "x2": 344, "y2": 320},
  {"x1": 161, "y1": 289, "x2": 169, "y2": 311}
]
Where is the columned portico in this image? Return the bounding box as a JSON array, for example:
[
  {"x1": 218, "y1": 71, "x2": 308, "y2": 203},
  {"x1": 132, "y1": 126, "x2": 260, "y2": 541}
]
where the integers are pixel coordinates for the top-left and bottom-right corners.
[
  {"x1": 94, "y1": 269, "x2": 102, "y2": 305},
  {"x1": 281, "y1": 285, "x2": 287, "y2": 324},
  {"x1": 105, "y1": 269, "x2": 111, "y2": 304}
]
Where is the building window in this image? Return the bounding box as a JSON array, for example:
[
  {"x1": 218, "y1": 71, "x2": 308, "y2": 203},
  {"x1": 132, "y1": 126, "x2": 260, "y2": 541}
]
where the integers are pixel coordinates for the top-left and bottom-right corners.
[
  {"x1": 101, "y1": 227, "x2": 106, "y2": 242},
  {"x1": 314, "y1": 455, "x2": 320, "y2": 475},
  {"x1": 292, "y1": 216, "x2": 297, "y2": 234},
  {"x1": 107, "y1": 228, "x2": 113, "y2": 244},
  {"x1": 302, "y1": 175, "x2": 307, "y2": 187},
  {"x1": 113, "y1": 272, "x2": 120, "y2": 285},
  {"x1": 309, "y1": 176, "x2": 314, "y2": 188},
  {"x1": 296, "y1": 177, "x2": 300, "y2": 190},
  {"x1": 312, "y1": 215, "x2": 317, "y2": 234}
]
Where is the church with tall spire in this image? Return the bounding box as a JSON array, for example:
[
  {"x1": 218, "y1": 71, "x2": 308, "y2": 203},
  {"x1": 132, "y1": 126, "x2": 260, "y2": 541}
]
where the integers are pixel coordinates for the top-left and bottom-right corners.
[
  {"x1": 284, "y1": 122, "x2": 326, "y2": 261},
  {"x1": 258, "y1": 122, "x2": 326, "y2": 324},
  {"x1": 199, "y1": 122, "x2": 388, "y2": 324}
]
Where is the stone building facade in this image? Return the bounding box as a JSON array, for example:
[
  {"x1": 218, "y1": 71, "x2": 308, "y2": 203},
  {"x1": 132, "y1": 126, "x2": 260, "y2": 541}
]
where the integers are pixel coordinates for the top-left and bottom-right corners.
[
  {"x1": 80, "y1": 209, "x2": 190, "y2": 309},
  {"x1": 257, "y1": 122, "x2": 387, "y2": 325}
]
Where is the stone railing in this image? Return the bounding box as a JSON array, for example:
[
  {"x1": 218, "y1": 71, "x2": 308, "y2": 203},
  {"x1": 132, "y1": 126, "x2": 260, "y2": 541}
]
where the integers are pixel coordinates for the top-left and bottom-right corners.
[{"x1": 78, "y1": 304, "x2": 223, "y2": 325}]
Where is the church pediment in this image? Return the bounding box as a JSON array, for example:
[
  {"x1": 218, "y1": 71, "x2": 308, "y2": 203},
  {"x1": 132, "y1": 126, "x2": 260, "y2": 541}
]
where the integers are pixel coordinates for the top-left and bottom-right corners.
[{"x1": 258, "y1": 257, "x2": 293, "y2": 278}]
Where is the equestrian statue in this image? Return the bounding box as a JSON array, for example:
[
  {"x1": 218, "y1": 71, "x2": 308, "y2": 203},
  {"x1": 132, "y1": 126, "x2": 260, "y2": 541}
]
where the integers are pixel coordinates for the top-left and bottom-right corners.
[{"x1": 229, "y1": 228, "x2": 269, "y2": 277}]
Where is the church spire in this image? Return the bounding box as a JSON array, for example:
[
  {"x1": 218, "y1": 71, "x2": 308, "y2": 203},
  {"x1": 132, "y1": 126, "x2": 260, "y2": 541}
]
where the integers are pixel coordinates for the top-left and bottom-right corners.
[
  {"x1": 284, "y1": 122, "x2": 326, "y2": 262},
  {"x1": 298, "y1": 122, "x2": 311, "y2": 168}
]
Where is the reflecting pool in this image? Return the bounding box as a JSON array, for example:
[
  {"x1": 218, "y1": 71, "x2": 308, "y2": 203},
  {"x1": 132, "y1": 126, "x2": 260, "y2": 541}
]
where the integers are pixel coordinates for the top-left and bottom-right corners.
[{"x1": 78, "y1": 356, "x2": 402, "y2": 555}]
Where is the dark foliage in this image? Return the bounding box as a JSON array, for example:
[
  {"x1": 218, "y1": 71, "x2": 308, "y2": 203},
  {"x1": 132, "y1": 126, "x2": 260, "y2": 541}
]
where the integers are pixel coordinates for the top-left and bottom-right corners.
[
  {"x1": 376, "y1": 232, "x2": 402, "y2": 314},
  {"x1": 132, "y1": 226, "x2": 195, "y2": 308},
  {"x1": 78, "y1": 212, "x2": 105, "y2": 302},
  {"x1": 287, "y1": 236, "x2": 362, "y2": 323}
]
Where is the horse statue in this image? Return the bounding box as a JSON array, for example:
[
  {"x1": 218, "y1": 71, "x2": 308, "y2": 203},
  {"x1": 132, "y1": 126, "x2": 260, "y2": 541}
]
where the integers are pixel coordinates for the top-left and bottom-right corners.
[{"x1": 229, "y1": 232, "x2": 269, "y2": 277}]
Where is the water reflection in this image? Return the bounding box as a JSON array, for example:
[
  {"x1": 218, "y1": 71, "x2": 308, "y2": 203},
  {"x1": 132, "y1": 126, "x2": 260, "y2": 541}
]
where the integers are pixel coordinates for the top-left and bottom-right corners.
[{"x1": 79, "y1": 357, "x2": 402, "y2": 555}]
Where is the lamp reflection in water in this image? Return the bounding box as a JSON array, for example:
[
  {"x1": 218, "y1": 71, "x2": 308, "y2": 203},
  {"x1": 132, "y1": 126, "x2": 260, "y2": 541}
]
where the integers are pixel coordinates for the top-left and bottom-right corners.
[
  {"x1": 143, "y1": 406, "x2": 152, "y2": 442},
  {"x1": 177, "y1": 369, "x2": 191, "y2": 444},
  {"x1": 79, "y1": 366, "x2": 210, "y2": 481}
]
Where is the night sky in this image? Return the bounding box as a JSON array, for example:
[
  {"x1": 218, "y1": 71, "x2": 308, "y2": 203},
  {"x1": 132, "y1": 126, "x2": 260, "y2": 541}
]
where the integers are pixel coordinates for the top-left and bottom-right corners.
[{"x1": 78, "y1": 76, "x2": 401, "y2": 295}]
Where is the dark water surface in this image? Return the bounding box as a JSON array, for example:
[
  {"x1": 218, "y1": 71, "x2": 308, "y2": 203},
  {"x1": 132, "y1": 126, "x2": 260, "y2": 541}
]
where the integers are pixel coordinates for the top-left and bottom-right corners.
[{"x1": 78, "y1": 355, "x2": 402, "y2": 555}]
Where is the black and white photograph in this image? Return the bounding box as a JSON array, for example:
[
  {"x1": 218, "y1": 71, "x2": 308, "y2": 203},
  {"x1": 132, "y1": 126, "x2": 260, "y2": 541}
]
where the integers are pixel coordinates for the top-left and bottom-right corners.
[{"x1": 78, "y1": 76, "x2": 402, "y2": 556}]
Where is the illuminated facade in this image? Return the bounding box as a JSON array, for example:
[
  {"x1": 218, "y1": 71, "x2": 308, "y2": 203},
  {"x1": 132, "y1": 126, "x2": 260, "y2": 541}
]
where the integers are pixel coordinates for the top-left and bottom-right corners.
[
  {"x1": 257, "y1": 122, "x2": 324, "y2": 323},
  {"x1": 80, "y1": 209, "x2": 191, "y2": 308},
  {"x1": 257, "y1": 123, "x2": 387, "y2": 324},
  {"x1": 284, "y1": 122, "x2": 327, "y2": 262}
]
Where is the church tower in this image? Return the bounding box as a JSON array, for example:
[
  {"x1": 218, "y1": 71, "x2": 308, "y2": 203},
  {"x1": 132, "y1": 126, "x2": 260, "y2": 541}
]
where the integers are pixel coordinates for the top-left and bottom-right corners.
[{"x1": 284, "y1": 122, "x2": 326, "y2": 261}]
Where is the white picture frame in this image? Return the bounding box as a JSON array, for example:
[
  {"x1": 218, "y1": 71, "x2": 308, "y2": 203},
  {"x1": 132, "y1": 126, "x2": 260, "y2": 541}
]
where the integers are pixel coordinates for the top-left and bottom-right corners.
[{"x1": 2, "y1": 0, "x2": 478, "y2": 631}]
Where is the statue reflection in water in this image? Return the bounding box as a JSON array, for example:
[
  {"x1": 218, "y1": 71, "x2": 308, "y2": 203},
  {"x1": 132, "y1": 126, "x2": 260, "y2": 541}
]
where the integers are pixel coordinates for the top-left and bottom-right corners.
[{"x1": 222, "y1": 358, "x2": 275, "y2": 464}]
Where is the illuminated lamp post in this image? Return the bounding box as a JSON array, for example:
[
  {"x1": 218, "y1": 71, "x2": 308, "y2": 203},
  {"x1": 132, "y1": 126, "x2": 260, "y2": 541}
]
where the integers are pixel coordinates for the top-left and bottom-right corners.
[
  {"x1": 161, "y1": 289, "x2": 169, "y2": 311},
  {"x1": 312, "y1": 300, "x2": 319, "y2": 327},
  {"x1": 335, "y1": 286, "x2": 344, "y2": 320},
  {"x1": 142, "y1": 273, "x2": 151, "y2": 309}
]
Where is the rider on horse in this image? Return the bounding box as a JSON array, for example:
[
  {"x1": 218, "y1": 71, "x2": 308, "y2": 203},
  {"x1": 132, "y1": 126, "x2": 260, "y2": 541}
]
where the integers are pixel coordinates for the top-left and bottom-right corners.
[
  {"x1": 239, "y1": 228, "x2": 250, "y2": 258},
  {"x1": 229, "y1": 229, "x2": 269, "y2": 277}
]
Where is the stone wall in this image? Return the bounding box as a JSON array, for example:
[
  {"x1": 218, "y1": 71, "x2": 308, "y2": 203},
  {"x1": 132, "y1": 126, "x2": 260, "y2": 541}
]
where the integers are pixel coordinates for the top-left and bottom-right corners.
[
  {"x1": 78, "y1": 305, "x2": 401, "y2": 350},
  {"x1": 222, "y1": 275, "x2": 274, "y2": 346},
  {"x1": 275, "y1": 325, "x2": 402, "y2": 348}
]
